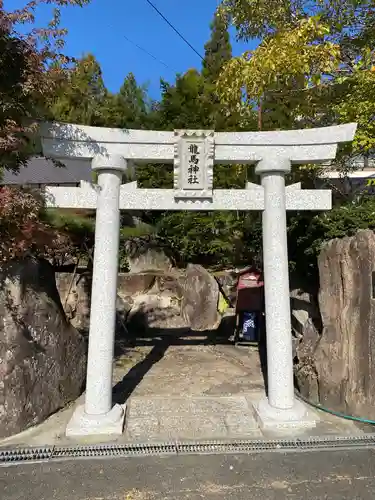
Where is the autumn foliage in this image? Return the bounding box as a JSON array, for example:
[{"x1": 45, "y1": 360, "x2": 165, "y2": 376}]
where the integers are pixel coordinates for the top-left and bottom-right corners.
[
  {"x1": 0, "y1": 0, "x2": 90, "y2": 263},
  {"x1": 0, "y1": 186, "x2": 71, "y2": 262},
  {"x1": 0, "y1": 0, "x2": 88, "y2": 172}
]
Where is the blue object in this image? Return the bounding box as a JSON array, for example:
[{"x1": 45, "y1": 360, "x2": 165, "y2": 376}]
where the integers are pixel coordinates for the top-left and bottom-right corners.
[{"x1": 241, "y1": 311, "x2": 258, "y2": 342}]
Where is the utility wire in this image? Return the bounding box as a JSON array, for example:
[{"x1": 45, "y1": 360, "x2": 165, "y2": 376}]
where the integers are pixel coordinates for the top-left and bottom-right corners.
[
  {"x1": 144, "y1": 0, "x2": 204, "y2": 60},
  {"x1": 121, "y1": 33, "x2": 174, "y2": 71}
]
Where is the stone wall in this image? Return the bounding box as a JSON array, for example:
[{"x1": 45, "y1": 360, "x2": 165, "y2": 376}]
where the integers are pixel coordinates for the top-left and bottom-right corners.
[{"x1": 295, "y1": 229, "x2": 375, "y2": 419}]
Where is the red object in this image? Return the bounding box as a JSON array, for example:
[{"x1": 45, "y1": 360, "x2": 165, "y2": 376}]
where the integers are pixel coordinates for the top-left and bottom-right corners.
[
  {"x1": 236, "y1": 270, "x2": 264, "y2": 312},
  {"x1": 237, "y1": 271, "x2": 264, "y2": 290}
]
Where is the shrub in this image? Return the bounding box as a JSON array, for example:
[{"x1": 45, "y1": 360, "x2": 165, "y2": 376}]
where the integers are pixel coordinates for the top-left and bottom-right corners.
[
  {"x1": 288, "y1": 196, "x2": 375, "y2": 282},
  {"x1": 0, "y1": 186, "x2": 70, "y2": 262}
]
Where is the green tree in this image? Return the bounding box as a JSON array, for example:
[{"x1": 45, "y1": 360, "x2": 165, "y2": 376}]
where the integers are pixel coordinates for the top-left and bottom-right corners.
[
  {"x1": 202, "y1": 11, "x2": 232, "y2": 82},
  {"x1": 50, "y1": 54, "x2": 108, "y2": 126},
  {"x1": 103, "y1": 73, "x2": 151, "y2": 129},
  {"x1": 157, "y1": 210, "x2": 261, "y2": 268},
  {"x1": 216, "y1": 0, "x2": 375, "y2": 280},
  {"x1": 287, "y1": 196, "x2": 375, "y2": 284},
  {"x1": 140, "y1": 43, "x2": 259, "y2": 266},
  {"x1": 156, "y1": 70, "x2": 215, "y2": 129},
  {"x1": 219, "y1": 0, "x2": 374, "y2": 40},
  {"x1": 217, "y1": 1, "x2": 375, "y2": 151}
]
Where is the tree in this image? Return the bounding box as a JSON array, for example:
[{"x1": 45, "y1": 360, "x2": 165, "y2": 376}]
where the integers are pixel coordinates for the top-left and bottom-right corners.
[
  {"x1": 217, "y1": 1, "x2": 375, "y2": 145},
  {"x1": 103, "y1": 73, "x2": 151, "y2": 129},
  {"x1": 0, "y1": 25, "x2": 42, "y2": 171},
  {"x1": 0, "y1": 0, "x2": 90, "y2": 172},
  {"x1": 202, "y1": 11, "x2": 232, "y2": 82},
  {"x1": 140, "y1": 57, "x2": 259, "y2": 267},
  {"x1": 219, "y1": 0, "x2": 374, "y2": 40},
  {"x1": 0, "y1": 0, "x2": 91, "y2": 263},
  {"x1": 287, "y1": 196, "x2": 375, "y2": 283},
  {"x1": 156, "y1": 210, "x2": 261, "y2": 268},
  {"x1": 217, "y1": 17, "x2": 341, "y2": 124},
  {"x1": 216, "y1": 0, "x2": 375, "y2": 279},
  {"x1": 50, "y1": 54, "x2": 108, "y2": 126},
  {"x1": 155, "y1": 69, "x2": 215, "y2": 130},
  {"x1": 0, "y1": 186, "x2": 71, "y2": 262}
]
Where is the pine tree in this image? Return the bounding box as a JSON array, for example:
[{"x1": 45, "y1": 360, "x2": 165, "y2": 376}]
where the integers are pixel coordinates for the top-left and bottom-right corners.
[
  {"x1": 156, "y1": 70, "x2": 215, "y2": 130},
  {"x1": 105, "y1": 73, "x2": 150, "y2": 129},
  {"x1": 202, "y1": 11, "x2": 232, "y2": 82}
]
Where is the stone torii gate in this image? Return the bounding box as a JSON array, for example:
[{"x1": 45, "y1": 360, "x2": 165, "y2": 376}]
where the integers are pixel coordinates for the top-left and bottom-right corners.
[{"x1": 40, "y1": 122, "x2": 357, "y2": 436}]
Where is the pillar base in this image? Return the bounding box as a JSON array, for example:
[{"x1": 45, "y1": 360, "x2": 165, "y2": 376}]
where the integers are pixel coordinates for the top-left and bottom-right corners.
[
  {"x1": 66, "y1": 403, "x2": 126, "y2": 437},
  {"x1": 254, "y1": 397, "x2": 319, "y2": 431}
]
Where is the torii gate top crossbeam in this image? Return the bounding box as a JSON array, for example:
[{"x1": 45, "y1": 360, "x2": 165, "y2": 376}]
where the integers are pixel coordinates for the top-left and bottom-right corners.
[{"x1": 40, "y1": 122, "x2": 357, "y2": 165}]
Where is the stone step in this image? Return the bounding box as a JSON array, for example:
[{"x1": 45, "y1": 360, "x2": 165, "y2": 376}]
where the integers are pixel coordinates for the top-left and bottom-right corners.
[{"x1": 124, "y1": 395, "x2": 262, "y2": 441}]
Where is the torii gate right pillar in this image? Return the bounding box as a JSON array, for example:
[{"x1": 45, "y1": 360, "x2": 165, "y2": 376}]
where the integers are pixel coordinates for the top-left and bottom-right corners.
[{"x1": 254, "y1": 157, "x2": 309, "y2": 428}]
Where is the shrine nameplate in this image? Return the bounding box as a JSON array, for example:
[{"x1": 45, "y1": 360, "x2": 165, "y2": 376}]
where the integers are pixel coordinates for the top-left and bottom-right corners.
[{"x1": 173, "y1": 130, "x2": 214, "y2": 199}]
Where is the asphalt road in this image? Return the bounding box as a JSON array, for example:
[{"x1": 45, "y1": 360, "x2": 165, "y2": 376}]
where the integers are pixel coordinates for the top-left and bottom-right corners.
[{"x1": 1, "y1": 448, "x2": 375, "y2": 499}]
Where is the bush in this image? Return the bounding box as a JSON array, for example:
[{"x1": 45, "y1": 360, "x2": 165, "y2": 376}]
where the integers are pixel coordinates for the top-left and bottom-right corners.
[
  {"x1": 0, "y1": 186, "x2": 70, "y2": 262},
  {"x1": 156, "y1": 210, "x2": 262, "y2": 269},
  {"x1": 118, "y1": 222, "x2": 156, "y2": 271},
  {"x1": 288, "y1": 196, "x2": 375, "y2": 282},
  {"x1": 43, "y1": 209, "x2": 95, "y2": 242}
]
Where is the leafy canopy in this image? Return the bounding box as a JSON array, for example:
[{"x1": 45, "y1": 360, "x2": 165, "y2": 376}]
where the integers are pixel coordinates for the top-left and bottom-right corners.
[
  {"x1": 219, "y1": 0, "x2": 375, "y2": 40},
  {"x1": 217, "y1": 0, "x2": 375, "y2": 156},
  {"x1": 218, "y1": 17, "x2": 340, "y2": 103}
]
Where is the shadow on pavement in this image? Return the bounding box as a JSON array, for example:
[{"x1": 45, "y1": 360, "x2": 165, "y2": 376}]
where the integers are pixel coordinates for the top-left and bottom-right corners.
[{"x1": 112, "y1": 312, "x2": 269, "y2": 405}]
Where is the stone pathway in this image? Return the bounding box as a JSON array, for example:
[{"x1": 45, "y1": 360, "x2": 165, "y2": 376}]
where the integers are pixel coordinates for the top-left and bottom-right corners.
[
  {"x1": 112, "y1": 343, "x2": 265, "y2": 400},
  {"x1": 0, "y1": 340, "x2": 363, "y2": 448},
  {"x1": 114, "y1": 342, "x2": 264, "y2": 441}
]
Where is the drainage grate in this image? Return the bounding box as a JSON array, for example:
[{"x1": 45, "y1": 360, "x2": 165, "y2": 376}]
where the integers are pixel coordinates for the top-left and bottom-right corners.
[
  {"x1": 52, "y1": 442, "x2": 177, "y2": 459},
  {"x1": 175, "y1": 435, "x2": 375, "y2": 455},
  {"x1": 0, "y1": 446, "x2": 54, "y2": 463},
  {"x1": 1, "y1": 434, "x2": 375, "y2": 465}
]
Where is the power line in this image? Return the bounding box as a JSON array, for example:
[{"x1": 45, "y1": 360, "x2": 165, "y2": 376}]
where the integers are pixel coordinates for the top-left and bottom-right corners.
[
  {"x1": 144, "y1": 0, "x2": 204, "y2": 60},
  {"x1": 121, "y1": 33, "x2": 174, "y2": 72}
]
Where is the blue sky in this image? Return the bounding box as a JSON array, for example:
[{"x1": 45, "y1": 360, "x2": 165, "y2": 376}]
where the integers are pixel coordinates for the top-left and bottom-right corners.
[{"x1": 8, "y1": 0, "x2": 258, "y2": 99}]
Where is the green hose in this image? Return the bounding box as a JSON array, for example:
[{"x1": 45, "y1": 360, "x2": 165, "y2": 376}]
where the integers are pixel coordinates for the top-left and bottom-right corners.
[{"x1": 295, "y1": 389, "x2": 375, "y2": 425}]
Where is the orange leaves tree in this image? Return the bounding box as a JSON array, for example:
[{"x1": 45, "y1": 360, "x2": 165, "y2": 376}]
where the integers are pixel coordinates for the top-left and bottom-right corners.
[
  {"x1": 0, "y1": 0, "x2": 89, "y2": 262},
  {"x1": 0, "y1": 186, "x2": 73, "y2": 262},
  {"x1": 0, "y1": 0, "x2": 89, "y2": 172}
]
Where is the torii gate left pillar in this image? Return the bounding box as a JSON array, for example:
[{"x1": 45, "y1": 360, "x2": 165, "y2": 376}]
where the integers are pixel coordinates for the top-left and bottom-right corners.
[
  {"x1": 41, "y1": 122, "x2": 357, "y2": 436},
  {"x1": 66, "y1": 155, "x2": 127, "y2": 436}
]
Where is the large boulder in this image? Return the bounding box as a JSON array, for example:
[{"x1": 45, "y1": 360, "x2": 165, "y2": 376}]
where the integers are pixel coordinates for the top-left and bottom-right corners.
[
  {"x1": 55, "y1": 271, "x2": 91, "y2": 332},
  {"x1": 124, "y1": 236, "x2": 173, "y2": 273},
  {"x1": 56, "y1": 271, "x2": 133, "y2": 335},
  {"x1": 290, "y1": 282, "x2": 322, "y2": 361},
  {"x1": 126, "y1": 272, "x2": 187, "y2": 333},
  {"x1": 0, "y1": 258, "x2": 87, "y2": 438},
  {"x1": 214, "y1": 269, "x2": 238, "y2": 306},
  {"x1": 56, "y1": 263, "x2": 221, "y2": 337},
  {"x1": 117, "y1": 272, "x2": 156, "y2": 299},
  {"x1": 181, "y1": 264, "x2": 220, "y2": 331},
  {"x1": 295, "y1": 229, "x2": 375, "y2": 418},
  {"x1": 290, "y1": 287, "x2": 321, "y2": 339}
]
